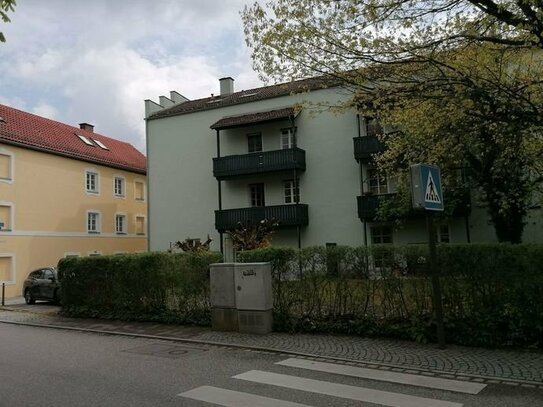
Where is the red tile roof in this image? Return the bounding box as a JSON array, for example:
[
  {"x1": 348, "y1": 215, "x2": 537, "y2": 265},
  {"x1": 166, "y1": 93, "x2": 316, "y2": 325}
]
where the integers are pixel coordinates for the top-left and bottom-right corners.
[
  {"x1": 0, "y1": 104, "x2": 146, "y2": 174},
  {"x1": 210, "y1": 107, "x2": 297, "y2": 130}
]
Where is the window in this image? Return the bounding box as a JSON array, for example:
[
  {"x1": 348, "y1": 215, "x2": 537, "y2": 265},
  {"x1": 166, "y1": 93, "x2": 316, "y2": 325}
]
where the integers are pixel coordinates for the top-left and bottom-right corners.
[
  {"x1": 135, "y1": 216, "x2": 146, "y2": 235},
  {"x1": 92, "y1": 139, "x2": 109, "y2": 150},
  {"x1": 249, "y1": 183, "x2": 265, "y2": 207},
  {"x1": 88, "y1": 251, "x2": 102, "y2": 257},
  {"x1": 77, "y1": 134, "x2": 95, "y2": 146},
  {"x1": 283, "y1": 179, "x2": 299, "y2": 204},
  {"x1": 115, "y1": 214, "x2": 127, "y2": 234},
  {"x1": 64, "y1": 253, "x2": 80, "y2": 258},
  {"x1": 87, "y1": 212, "x2": 100, "y2": 233},
  {"x1": 134, "y1": 180, "x2": 145, "y2": 201},
  {"x1": 86, "y1": 170, "x2": 99, "y2": 194},
  {"x1": 43, "y1": 269, "x2": 54, "y2": 280},
  {"x1": 247, "y1": 133, "x2": 262, "y2": 153},
  {"x1": 0, "y1": 151, "x2": 13, "y2": 182},
  {"x1": 0, "y1": 204, "x2": 13, "y2": 231},
  {"x1": 365, "y1": 118, "x2": 384, "y2": 137},
  {"x1": 0, "y1": 256, "x2": 15, "y2": 282},
  {"x1": 114, "y1": 176, "x2": 125, "y2": 197},
  {"x1": 436, "y1": 224, "x2": 450, "y2": 243},
  {"x1": 281, "y1": 128, "x2": 294, "y2": 149},
  {"x1": 368, "y1": 168, "x2": 388, "y2": 195},
  {"x1": 371, "y1": 226, "x2": 393, "y2": 244}
]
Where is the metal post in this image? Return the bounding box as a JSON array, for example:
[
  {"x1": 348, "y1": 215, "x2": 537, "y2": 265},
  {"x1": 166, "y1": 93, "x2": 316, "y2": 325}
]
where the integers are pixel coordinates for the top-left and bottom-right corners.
[
  {"x1": 1, "y1": 283, "x2": 5, "y2": 306},
  {"x1": 427, "y1": 212, "x2": 446, "y2": 349}
]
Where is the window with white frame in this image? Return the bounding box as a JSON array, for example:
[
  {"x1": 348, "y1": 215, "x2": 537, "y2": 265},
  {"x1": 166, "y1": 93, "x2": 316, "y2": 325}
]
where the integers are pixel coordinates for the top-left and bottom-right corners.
[
  {"x1": 249, "y1": 183, "x2": 265, "y2": 207},
  {"x1": 135, "y1": 215, "x2": 145, "y2": 235},
  {"x1": 367, "y1": 168, "x2": 388, "y2": 195},
  {"x1": 365, "y1": 118, "x2": 384, "y2": 137},
  {"x1": 88, "y1": 251, "x2": 102, "y2": 257},
  {"x1": 115, "y1": 214, "x2": 127, "y2": 234},
  {"x1": 436, "y1": 224, "x2": 450, "y2": 243},
  {"x1": 283, "y1": 179, "x2": 299, "y2": 204},
  {"x1": 114, "y1": 176, "x2": 125, "y2": 197},
  {"x1": 0, "y1": 203, "x2": 13, "y2": 231},
  {"x1": 0, "y1": 151, "x2": 13, "y2": 182},
  {"x1": 85, "y1": 170, "x2": 99, "y2": 194},
  {"x1": 280, "y1": 128, "x2": 294, "y2": 149},
  {"x1": 87, "y1": 211, "x2": 100, "y2": 233},
  {"x1": 247, "y1": 133, "x2": 262, "y2": 153},
  {"x1": 134, "y1": 180, "x2": 145, "y2": 201},
  {"x1": 371, "y1": 226, "x2": 393, "y2": 244}
]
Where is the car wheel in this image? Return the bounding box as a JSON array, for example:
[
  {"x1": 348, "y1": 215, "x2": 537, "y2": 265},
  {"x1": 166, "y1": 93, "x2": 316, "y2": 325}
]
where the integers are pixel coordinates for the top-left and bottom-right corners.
[{"x1": 24, "y1": 289, "x2": 35, "y2": 305}]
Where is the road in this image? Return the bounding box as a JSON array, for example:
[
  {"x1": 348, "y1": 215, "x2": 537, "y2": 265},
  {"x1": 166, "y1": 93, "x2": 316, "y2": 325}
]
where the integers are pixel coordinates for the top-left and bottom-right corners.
[{"x1": 0, "y1": 323, "x2": 542, "y2": 406}]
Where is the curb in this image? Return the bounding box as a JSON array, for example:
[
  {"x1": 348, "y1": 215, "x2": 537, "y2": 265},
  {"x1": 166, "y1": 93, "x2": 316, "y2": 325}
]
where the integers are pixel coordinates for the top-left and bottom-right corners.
[{"x1": 1, "y1": 318, "x2": 542, "y2": 389}]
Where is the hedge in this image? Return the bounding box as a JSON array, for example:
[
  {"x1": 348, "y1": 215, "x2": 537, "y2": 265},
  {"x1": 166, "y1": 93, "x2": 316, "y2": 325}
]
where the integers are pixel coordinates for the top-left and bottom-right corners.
[
  {"x1": 58, "y1": 251, "x2": 221, "y2": 324},
  {"x1": 58, "y1": 244, "x2": 543, "y2": 348},
  {"x1": 238, "y1": 244, "x2": 543, "y2": 348}
]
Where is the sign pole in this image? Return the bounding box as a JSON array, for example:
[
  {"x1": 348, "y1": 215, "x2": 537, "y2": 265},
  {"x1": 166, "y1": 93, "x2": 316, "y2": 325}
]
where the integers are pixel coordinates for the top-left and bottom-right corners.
[
  {"x1": 426, "y1": 212, "x2": 446, "y2": 349},
  {"x1": 411, "y1": 163, "x2": 446, "y2": 349}
]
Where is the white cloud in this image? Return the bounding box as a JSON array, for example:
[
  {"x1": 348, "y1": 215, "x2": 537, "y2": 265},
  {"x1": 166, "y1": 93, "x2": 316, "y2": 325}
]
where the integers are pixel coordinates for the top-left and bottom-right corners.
[{"x1": 0, "y1": 0, "x2": 264, "y2": 153}]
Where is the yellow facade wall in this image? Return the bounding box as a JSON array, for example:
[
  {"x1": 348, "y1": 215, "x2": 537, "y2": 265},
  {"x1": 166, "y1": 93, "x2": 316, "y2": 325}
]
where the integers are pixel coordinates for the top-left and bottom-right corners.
[{"x1": 0, "y1": 143, "x2": 147, "y2": 298}]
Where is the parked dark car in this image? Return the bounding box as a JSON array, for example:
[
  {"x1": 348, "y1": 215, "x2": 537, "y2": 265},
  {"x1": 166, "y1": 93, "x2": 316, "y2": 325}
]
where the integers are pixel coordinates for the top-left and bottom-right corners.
[{"x1": 22, "y1": 267, "x2": 61, "y2": 304}]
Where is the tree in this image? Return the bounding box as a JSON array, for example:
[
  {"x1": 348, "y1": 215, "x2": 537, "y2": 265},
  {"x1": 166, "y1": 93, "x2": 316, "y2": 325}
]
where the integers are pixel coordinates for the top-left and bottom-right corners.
[
  {"x1": 0, "y1": 0, "x2": 16, "y2": 43},
  {"x1": 242, "y1": 0, "x2": 543, "y2": 242}
]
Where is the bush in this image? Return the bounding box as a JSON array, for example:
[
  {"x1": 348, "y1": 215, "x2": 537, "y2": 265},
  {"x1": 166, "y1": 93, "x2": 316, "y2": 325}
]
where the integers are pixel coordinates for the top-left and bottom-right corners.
[
  {"x1": 238, "y1": 244, "x2": 543, "y2": 348},
  {"x1": 58, "y1": 251, "x2": 221, "y2": 324}
]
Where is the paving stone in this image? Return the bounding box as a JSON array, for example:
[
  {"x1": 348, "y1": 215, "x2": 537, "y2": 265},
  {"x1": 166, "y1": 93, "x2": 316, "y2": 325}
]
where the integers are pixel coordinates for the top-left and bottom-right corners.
[{"x1": 1, "y1": 308, "x2": 542, "y2": 384}]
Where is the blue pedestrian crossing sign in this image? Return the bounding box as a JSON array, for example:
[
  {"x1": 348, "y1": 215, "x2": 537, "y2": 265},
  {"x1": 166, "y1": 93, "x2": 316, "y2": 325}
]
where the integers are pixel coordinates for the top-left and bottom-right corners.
[{"x1": 410, "y1": 164, "x2": 444, "y2": 211}]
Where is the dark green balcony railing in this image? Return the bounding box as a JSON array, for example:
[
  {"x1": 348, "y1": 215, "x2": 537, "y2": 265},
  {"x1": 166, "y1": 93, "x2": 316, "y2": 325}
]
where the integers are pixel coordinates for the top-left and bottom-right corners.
[
  {"x1": 215, "y1": 204, "x2": 309, "y2": 231},
  {"x1": 213, "y1": 148, "x2": 306, "y2": 180},
  {"x1": 357, "y1": 190, "x2": 471, "y2": 221},
  {"x1": 353, "y1": 136, "x2": 386, "y2": 161}
]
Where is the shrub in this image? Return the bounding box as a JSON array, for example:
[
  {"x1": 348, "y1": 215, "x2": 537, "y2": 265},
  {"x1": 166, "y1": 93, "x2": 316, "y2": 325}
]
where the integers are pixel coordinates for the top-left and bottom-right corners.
[
  {"x1": 58, "y1": 251, "x2": 221, "y2": 324},
  {"x1": 238, "y1": 244, "x2": 543, "y2": 348}
]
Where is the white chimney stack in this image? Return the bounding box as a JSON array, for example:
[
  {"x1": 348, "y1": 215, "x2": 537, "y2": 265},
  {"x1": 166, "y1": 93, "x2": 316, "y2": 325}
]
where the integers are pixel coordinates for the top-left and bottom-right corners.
[
  {"x1": 219, "y1": 77, "x2": 234, "y2": 96},
  {"x1": 79, "y1": 123, "x2": 94, "y2": 132}
]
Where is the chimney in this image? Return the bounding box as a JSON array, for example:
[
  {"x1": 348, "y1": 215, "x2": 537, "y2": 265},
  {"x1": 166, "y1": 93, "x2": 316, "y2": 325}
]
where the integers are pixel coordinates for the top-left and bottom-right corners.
[
  {"x1": 219, "y1": 77, "x2": 234, "y2": 96},
  {"x1": 79, "y1": 123, "x2": 94, "y2": 132}
]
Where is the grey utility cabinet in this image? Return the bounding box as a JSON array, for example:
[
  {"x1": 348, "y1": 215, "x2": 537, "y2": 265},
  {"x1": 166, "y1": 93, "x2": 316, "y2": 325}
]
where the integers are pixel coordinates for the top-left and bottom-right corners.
[{"x1": 209, "y1": 262, "x2": 273, "y2": 334}]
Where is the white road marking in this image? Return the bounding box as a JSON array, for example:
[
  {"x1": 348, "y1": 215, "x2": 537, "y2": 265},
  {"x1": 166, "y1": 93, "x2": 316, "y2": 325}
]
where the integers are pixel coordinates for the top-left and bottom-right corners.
[
  {"x1": 276, "y1": 358, "x2": 486, "y2": 394},
  {"x1": 234, "y1": 370, "x2": 464, "y2": 407},
  {"x1": 178, "y1": 385, "x2": 314, "y2": 407}
]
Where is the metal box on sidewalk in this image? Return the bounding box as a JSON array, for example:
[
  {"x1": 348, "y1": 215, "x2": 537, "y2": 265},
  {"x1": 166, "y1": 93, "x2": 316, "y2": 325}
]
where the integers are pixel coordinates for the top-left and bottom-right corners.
[
  {"x1": 209, "y1": 262, "x2": 273, "y2": 334},
  {"x1": 209, "y1": 263, "x2": 237, "y2": 331}
]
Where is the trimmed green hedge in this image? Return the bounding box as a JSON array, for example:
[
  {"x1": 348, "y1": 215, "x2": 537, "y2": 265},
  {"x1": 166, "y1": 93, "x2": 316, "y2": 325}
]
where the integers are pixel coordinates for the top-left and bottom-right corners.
[
  {"x1": 58, "y1": 245, "x2": 543, "y2": 348},
  {"x1": 239, "y1": 244, "x2": 543, "y2": 348},
  {"x1": 58, "y1": 252, "x2": 221, "y2": 324}
]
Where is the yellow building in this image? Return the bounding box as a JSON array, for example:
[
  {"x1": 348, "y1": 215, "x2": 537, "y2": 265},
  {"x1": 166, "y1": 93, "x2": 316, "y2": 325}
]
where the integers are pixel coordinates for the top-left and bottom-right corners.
[{"x1": 0, "y1": 104, "x2": 147, "y2": 298}]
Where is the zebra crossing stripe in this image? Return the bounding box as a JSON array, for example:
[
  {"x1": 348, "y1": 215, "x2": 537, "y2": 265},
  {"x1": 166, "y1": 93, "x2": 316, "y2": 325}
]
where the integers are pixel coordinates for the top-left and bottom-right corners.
[
  {"x1": 276, "y1": 358, "x2": 486, "y2": 394},
  {"x1": 178, "y1": 385, "x2": 314, "y2": 407},
  {"x1": 234, "y1": 370, "x2": 463, "y2": 407}
]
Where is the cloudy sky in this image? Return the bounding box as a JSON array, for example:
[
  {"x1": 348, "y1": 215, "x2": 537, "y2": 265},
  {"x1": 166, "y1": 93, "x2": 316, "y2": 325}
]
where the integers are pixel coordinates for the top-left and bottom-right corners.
[{"x1": 0, "y1": 0, "x2": 264, "y2": 152}]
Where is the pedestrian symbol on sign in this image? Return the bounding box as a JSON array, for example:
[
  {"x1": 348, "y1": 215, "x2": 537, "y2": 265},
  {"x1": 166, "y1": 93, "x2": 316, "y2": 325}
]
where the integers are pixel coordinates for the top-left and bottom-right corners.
[
  {"x1": 410, "y1": 164, "x2": 444, "y2": 211},
  {"x1": 425, "y1": 172, "x2": 442, "y2": 204}
]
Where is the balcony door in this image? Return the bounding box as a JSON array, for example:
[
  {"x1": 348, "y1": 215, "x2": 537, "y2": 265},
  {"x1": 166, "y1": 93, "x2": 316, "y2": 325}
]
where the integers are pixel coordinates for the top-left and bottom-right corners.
[{"x1": 249, "y1": 183, "x2": 265, "y2": 207}]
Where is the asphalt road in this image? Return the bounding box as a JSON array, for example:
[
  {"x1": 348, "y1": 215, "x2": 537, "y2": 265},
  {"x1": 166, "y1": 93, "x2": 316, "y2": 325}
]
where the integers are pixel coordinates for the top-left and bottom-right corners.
[{"x1": 0, "y1": 323, "x2": 542, "y2": 407}]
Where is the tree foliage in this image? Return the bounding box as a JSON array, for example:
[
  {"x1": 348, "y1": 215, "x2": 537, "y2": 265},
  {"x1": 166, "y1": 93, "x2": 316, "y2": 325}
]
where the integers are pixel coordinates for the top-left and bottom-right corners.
[
  {"x1": 0, "y1": 0, "x2": 16, "y2": 43},
  {"x1": 242, "y1": 0, "x2": 543, "y2": 242}
]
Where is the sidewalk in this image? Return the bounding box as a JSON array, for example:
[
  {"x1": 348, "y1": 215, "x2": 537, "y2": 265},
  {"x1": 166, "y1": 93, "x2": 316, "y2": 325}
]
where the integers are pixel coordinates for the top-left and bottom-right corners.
[{"x1": 1, "y1": 301, "x2": 542, "y2": 388}]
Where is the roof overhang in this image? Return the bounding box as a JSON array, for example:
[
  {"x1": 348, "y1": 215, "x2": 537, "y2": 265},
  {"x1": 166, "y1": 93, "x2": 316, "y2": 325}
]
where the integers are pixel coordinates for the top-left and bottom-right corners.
[{"x1": 210, "y1": 107, "x2": 299, "y2": 130}]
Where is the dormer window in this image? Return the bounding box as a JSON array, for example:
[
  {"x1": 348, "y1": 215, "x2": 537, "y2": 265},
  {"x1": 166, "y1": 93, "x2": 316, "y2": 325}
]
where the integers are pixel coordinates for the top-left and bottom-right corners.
[
  {"x1": 92, "y1": 139, "x2": 109, "y2": 150},
  {"x1": 77, "y1": 134, "x2": 95, "y2": 146}
]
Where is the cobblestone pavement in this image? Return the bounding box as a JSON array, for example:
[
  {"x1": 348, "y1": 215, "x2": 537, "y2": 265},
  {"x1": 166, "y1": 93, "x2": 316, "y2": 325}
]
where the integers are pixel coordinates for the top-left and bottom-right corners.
[{"x1": 1, "y1": 303, "x2": 542, "y2": 387}]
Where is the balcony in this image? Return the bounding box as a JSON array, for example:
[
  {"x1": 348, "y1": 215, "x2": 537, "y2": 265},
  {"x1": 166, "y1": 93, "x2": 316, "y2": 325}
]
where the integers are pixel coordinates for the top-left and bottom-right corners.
[
  {"x1": 353, "y1": 136, "x2": 386, "y2": 162},
  {"x1": 213, "y1": 148, "x2": 305, "y2": 180},
  {"x1": 215, "y1": 204, "x2": 309, "y2": 231},
  {"x1": 357, "y1": 190, "x2": 471, "y2": 221}
]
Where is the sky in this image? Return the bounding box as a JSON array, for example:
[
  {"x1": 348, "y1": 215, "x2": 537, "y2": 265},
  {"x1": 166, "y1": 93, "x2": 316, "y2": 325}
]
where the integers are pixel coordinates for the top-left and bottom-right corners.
[{"x1": 0, "y1": 0, "x2": 264, "y2": 152}]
